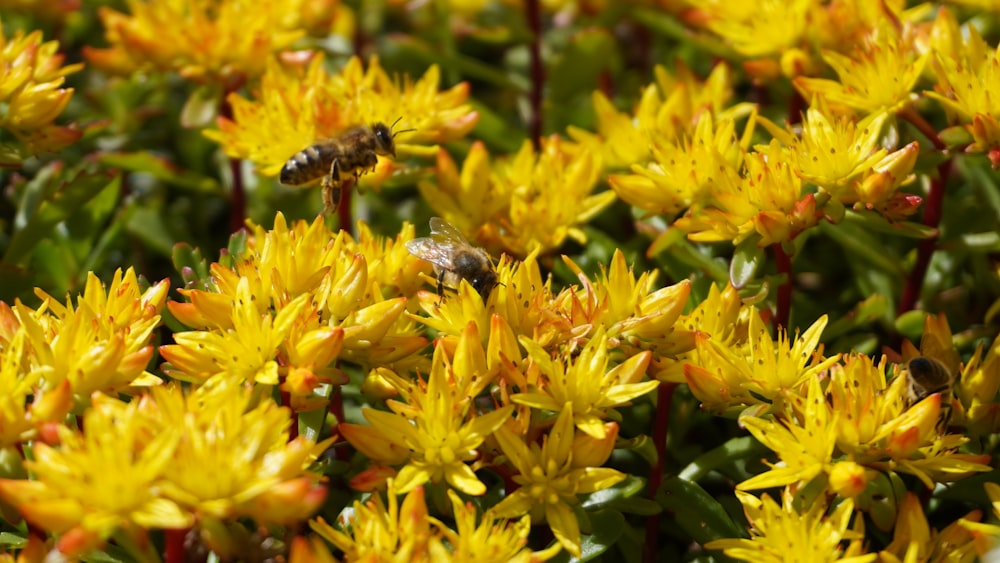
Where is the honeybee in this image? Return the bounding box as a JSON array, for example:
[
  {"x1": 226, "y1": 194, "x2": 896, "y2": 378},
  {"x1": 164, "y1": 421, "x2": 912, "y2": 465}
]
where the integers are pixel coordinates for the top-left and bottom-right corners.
[
  {"x1": 904, "y1": 356, "x2": 956, "y2": 430},
  {"x1": 406, "y1": 217, "x2": 499, "y2": 301},
  {"x1": 280, "y1": 119, "x2": 410, "y2": 214}
]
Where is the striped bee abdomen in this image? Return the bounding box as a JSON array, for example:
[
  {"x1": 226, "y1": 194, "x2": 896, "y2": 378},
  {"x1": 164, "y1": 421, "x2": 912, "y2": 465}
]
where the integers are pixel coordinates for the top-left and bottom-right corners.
[{"x1": 279, "y1": 144, "x2": 339, "y2": 186}]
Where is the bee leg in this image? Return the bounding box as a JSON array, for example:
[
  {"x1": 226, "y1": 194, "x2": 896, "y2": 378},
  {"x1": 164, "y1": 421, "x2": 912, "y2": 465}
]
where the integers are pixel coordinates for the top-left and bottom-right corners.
[
  {"x1": 322, "y1": 160, "x2": 343, "y2": 215},
  {"x1": 365, "y1": 150, "x2": 379, "y2": 174},
  {"x1": 436, "y1": 270, "x2": 446, "y2": 305},
  {"x1": 936, "y1": 399, "x2": 953, "y2": 434}
]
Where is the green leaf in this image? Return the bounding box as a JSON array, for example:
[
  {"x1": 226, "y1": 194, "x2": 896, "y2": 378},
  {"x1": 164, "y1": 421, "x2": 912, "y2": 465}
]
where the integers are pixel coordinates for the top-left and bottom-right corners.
[
  {"x1": 820, "y1": 220, "x2": 906, "y2": 277},
  {"x1": 678, "y1": 436, "x2": 768, "y2": 482},
  {"x1": 735, "y1": 279, "x2": 770, "y2": 304},
  {"x1": 844, "y1": 209, "x2": 937, "y2": 239},
  {"x1": 0, "y1": 141, "x2": 25, "y2": 166},
  {"x1": 4, "y1": 170, "x2": 118, "y2": 265},
  {"x1": 0, "y1": 447, "x2": 26, "y2": 480},
  {"x1": 0, "y1": 532, "x2": 25, "y2": 549},
  {"x1": 171, "y1": 243, "x2": 211, "y2": 289},
  {"x1": 658, "y1": 477, "x2": 745, "y2": 545},
  {"x1": 938, "y1": 125, "x2": 973, "y2": 149},
  {"x1": 180, "y1": 83, "x2": 222, "y2": 128},
  {"x1": 581, "y1": 475, "x2": 646, "y2": 509},
  {"x1": 894, "y1": 309, "x2": 927, "y2": 340},
  {"x1": 965, "y1": 158, "x2": 1000, "y2": 221},
  {"x1": 823, "y1": 294, "x2": 891, "y2": 340},
  {"x1": 224, "y1": 229, "x2": 248, "y2": 263},
  {"x1": 616, "y1": 434, "x2": 658, "y2": 466},
  {"x1": 298, "y1": 407, "x2": 328, "y2": 442},
  {"x1": 729, "y1": 237, "x2": 765, "y2": 289},
  {"x1": 125, "y1": 206, "x2": 176, "y2": 257},
  {"x1": 99, "y1": 152, "x2": 221, "y2": 194}
]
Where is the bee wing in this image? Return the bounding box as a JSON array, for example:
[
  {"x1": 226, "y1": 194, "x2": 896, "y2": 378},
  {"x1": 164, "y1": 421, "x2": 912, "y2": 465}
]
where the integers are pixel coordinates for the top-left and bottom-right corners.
[
  {"x1": 428, "y1": 217, "x2": 471, "y2": 245},
  {"x1": 405, "y1": 237, "x2": 457, "y2": 270}
]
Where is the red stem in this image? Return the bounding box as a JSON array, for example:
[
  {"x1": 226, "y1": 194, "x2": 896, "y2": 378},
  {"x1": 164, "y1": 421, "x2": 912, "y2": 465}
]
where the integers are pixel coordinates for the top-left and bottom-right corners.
[
  {"x1": 525, "y1": 0, "x2": 544, "y2": 150},
  {"x1": 336, "y1": 179, "x2": 354, "y2": 237},
  {"x1": 164, "y1": 529, "x2": 187, "y2": 563},
  {"x1": 220, "y1": 96, "x2": 246, "y2": 233},
  {"x1": 773, "y1": 244, "x2": 792, "y2": 331},
  {"x1": 898, "y1": 162, "x2": 950, "y2": 315},
  {"x1": 898, "y1": 108, "x2": 950, "y2": 315},
  {"x1": 228, "y1": 156, "x2": 245, "y2": 233},
  {"x1": 644, "y1": 382, "x2": 677, "y2": 563}
]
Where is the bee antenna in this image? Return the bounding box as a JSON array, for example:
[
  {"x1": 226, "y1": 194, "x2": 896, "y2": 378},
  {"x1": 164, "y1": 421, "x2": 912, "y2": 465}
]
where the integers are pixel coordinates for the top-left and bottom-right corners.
[
  {"x1": 392, "y1": 128, "x2": 417, "y2": 139},
  {"x1": 391, "y1": 116, "x2": 403, "y2": 129}
]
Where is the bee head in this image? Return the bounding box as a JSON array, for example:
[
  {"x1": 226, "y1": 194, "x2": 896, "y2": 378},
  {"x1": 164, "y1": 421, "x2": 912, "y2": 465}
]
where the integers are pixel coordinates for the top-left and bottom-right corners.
[
  {"x1": 372, "y1": 122, "x2": 396, "y2": 157},
  {"x1": 471, "y1": 270, "x2": 499, "y2": 301}
]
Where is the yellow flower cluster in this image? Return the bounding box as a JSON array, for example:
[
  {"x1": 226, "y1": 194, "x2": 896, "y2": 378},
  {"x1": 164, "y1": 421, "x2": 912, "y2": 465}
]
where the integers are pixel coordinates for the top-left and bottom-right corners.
[
  {"x1": 927, "y1": 9, "x2": 1000, "y2": 165},
  {"x1": 84, "y1": 0, "x2": 348, "y2": 87},
  {"x1": 0, "y1": 381, "x2": 329, "y2": 559},
  {"x1": 205, "y1": 54, "x2": 479, "y2": 182},
  {"x1": 339, "y1": 241, "x2": 691, "y2": 556},
  {"x1": 305, "y1": 483, "x2": 555, "y2": 563},
  {"x1": 419, "y1": 136, "x2": 617, "y2": 256},
  {"x1": 0, "y1": 268, "x2": 166, "y2": 448},
  {"x1": 161, "y1": 213, "x2": 429, "y2": 410},
  {"x1": 0, "y1": 18, "x2": 81, "y2": 159},
  {"x1": 611, "y1": 89, "x2": 919, "y2": 249},
  {"x1": 680, "y1": 302, "x2": 998, "y2": 559}
]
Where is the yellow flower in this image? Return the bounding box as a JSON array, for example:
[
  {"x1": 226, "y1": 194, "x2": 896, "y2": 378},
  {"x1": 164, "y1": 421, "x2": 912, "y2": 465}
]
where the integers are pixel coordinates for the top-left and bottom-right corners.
[
  {"x1": 817, "y1": 351, "x2": 991, "y2": 489},
  {"x1": 418, "y1": 142, "x2": 515, "y2": 239},
  {"x1": 568, "y1": 62, "x2": 754, "y2": 169},
  {"x1": 490, "y1": 403, "x2": 626, "y2": 558},
  {"x1": 686, "y1": 0, "x2": 813, "y2": 59},
  {"x1": 206, "y1": 54, "x2": 478, "y2": 181},
  {"x1": 676, "y1": 141, "x2": 824, "y2": 246},
  {"x1": 414, "y1": 251, "x2": 572, "y2": 351},
  {"x1": 19, "y1": 268, "x2": 169, "y2": 397},
  {"x1": 926, "y1": 8, "x2": 1000, "y2": 158},
  {"x1": 311, "y1": 482, "x2": 438, "y2": 563},
  {"x1": 441, "y1": 489, "x2": 559, "y2": 562},
  {"x1": 164, "y1": 214, "x2": 430, "y2": 391},
  {"x1": 954, "y1": 332, "x2": 1000, "y2": 438},
  {"x1": 0, "y1": 393, "x2": 191, "y2": 559},
  {"x1": 958, "y1": 483, "x2": 1000, "y2": 558},
  {"x1": 148, "y1": 381, "x2": 329, "y2": 525},
  {"x1": 737, "y1": 377, "x2": 840, "y2": 491},
  {"x1": 513, "y1": 327, "x2": 657, "y2": 439},
  {"x1": 344, "y1": 323, "x2": 512, "y2": 496},
  {"x1": 758, "y1": 103, "x2": 889, "y2": 195},
  {"x1": 161, "y1": 279, "x2": 312, "y2": 385},
  {"x1": 652, "y1": 282, "x2": 749, "y2": 383},
  {"x1": 83, "y1": 0, "x2": 337, "y2": 87},
  {"x1": 355, "y1": 220, "x2": 430, "y2": 301},
  {"x1": 609, "y1": 113, "x2": 750, "y2": 220},
  {"x1": 880, "y1": 492, "x2": 980, "y2": 563},
  {"x1": 686, "y1": 312, "x2": 838, "y2": 413},
  {"x1": 706, "y1": 489, "x2": 875, "y2": 563},
  {"x1": 0, "y1": 18, "x2": 82, "y2": 159},
  {"x1": 0, "y1": 328, "x2": 40, "y2": 447},
  {"x1": 556, "y1": 249, "x2": 693, "y2": 353},
  {"x1": 795, "y1": 20, "x2": 929, "y2": 116}
]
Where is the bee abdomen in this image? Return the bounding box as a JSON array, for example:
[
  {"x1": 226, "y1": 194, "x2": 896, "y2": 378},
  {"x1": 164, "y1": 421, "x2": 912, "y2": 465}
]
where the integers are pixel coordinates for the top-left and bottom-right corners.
[{"x1": 280, "y1": 144, "x2": 339, "y2": 186}]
